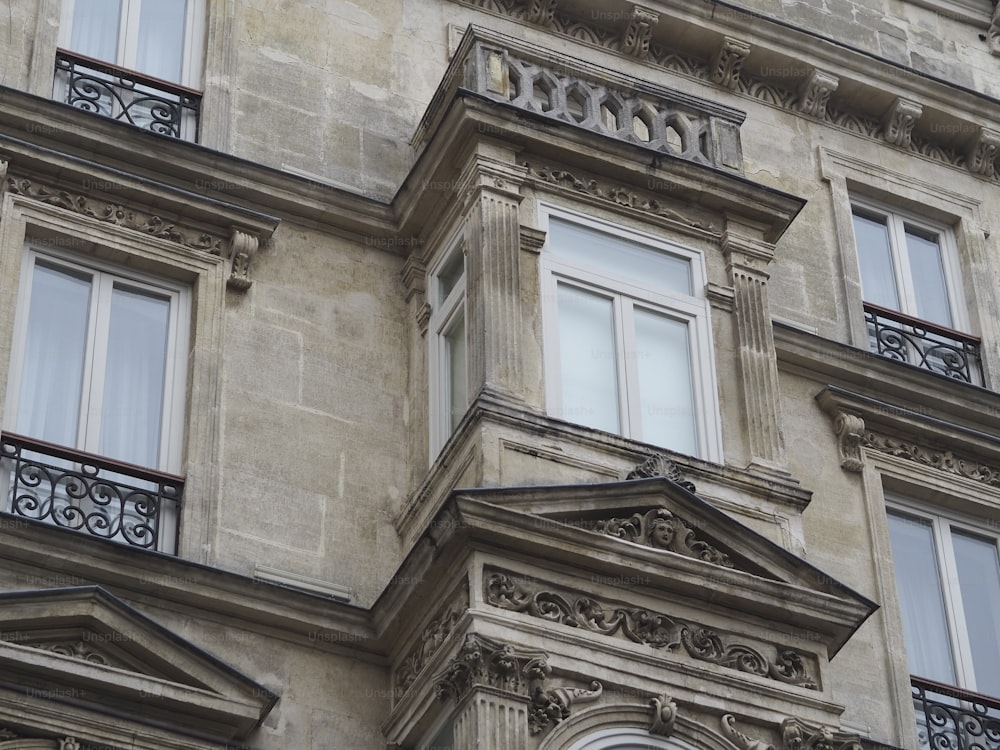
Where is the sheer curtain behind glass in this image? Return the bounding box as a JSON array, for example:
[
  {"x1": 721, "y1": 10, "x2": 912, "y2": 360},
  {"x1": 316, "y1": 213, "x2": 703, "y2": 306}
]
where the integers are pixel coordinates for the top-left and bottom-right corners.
[
  {"x1": 887, "y1": 512, "x2": 957, "y2": 684},
  {"x1": 70, "y1": 0, "x2": 122, "y2": 62},
  {"x1": 136, "y1": 0, "x2": 187, "y2": 82}
]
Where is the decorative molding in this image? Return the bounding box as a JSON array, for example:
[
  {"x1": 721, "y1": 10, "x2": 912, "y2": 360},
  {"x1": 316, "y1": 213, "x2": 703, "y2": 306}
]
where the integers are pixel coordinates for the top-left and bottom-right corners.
[
  {"x1": 722, "y1": 715, "x2": 775, "y2": 750},
  {"x1": 796, "y1": 70, "x2": 838, "y2": 118},
  {"x1": 966, "y1": 126, "x2": 1000, "y2": 178},
  {"x1": 519, "y1": 225, "x2": 547, "y2": 254},
  {"x1": 395, "y1": 580, "x2": 469, "y2": 696},
  {"x1": 529, "y1": 681, "x2": 603, "y2": 734},
  {"x1": 415, "y1": 301, "x2": 432, "y2": 336},
  {"x1": 451, "y1": 0, "x2": 1000, "y2": 180},
  {"x1": 434, "y1": 632, "x2": 550, "y2": 702},
  {"x1": 831, "y1": 412, "x2": 866, "y2": 472},
  {"x1": 625, "y1": 453, "x2": 696, "y2": 491},
  {"x1": 400, "y1": 254, "x2": 427, "y2": 302},
  {"x1": 706, "y1": 281, "x2": 736, "y2": 312},
  {"x1": 711, "y1": 37, "x2": 751, "y2": 89},
  {"x1": 780, "y1": 717, "x2": 863, "y2": 750},
  {"x1": 28, "y1": 640, "x2": 114, "y2": 667},
  {"x1": 880, "y1": 98, "x2": 922, "y2": 149},
  {"x1": 861, "y1": 432, "x2": 1000, "y2": 486},
  {"x1": 433, "y1": 632, "x2": 601, "y2": 735},
  {"x1": 590, "y1": 508, "x2": 735, "y2": 568},
  {"x1": 484, "y1": 571, "x2": 819, "y2": 688},
  {"x1": 649, "y1": 694, "x2": 678, "y2": 736},
  {"x1": 622, "y1": 5, "x2": 659, "y2": 59},
  {"x1": 227, "y1": 228, "x2": 259, "y2": 291},
  {"x1": 5, "y1": 175, "x2": 224, "y2": 254},
  {"x1": 525, "y1": 0, "x2": 557, "y2": 27},
  {"x1": 521, "y1": 162, "x2": 718, "y2": 234}
]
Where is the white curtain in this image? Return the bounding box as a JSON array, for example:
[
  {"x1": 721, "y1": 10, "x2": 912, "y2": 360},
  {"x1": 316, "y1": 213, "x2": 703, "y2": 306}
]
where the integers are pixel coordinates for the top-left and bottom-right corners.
[{"x1": 70, "y1": 0, "x2": 122, "y2": 63}]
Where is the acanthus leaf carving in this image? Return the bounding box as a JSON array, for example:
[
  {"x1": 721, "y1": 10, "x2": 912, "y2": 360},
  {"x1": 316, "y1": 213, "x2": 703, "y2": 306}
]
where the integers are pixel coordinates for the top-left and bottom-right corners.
[
  {"x1": 484, "y1": 570, "x2": 819, "y2": 688},
  {"x1": 27, "y1": 640, "x2": 117, "y2": 667},
  {"x1": 227, "y1": 228, "x2": 260, "y2": 291},
  {"x1": 881, "y1": 97, "x2": 922, "y2": 148},
  {"x1": 5, "y1": 176, "x2": 224, "y2": 254},
  {"x1": 625, "y1": 453, "x2": 696, "y2": 491},
  {"x1": 433, "y1": 632, "x2": 550, "y2": 702},
  {"x1": 722, "y1": 715, "x2": 776, "y2": 750},
  {"x1": 521, "y1": 163, "x2": 717, "y2": 233},
  {"x1": 861, "y1": 432, "x2": 1000, "y2": 487},
  {"x1": 711, "y1": 37, "x2": 750, "y2": 89},
  {"x1": 831, "y1": 412, "x2": 865, "y2": 472},
  {"x1": 649, "y1": 694, "x2": 678, "y2": 736},
  {"x1": 59, "y1": 739, "x2": 82, "y2": 750},
  {"x1": 966, "y1": 126, "x2": 1000, "y2": 178},
  {"x1": 525, "y1": 0, "x2": 557, "y2": 26},
  {"x1": 592, "y1": 508, "x2": 735, "y2": 568},
  {"x1": 395, "y1": 580, "x2": 469, "y2": 696},
  {"x1": 796, "y1": 70, "x2": 838, "y2": 118},
  {"x1": 622, "y1": 6, "x2": 659, "y2": 59},
  {"x1": 529, "y1": 681, "x2": 603, "y2": 735},
  {"x1": 780, "y1": 717, "x2": 863, "y2": 750}
]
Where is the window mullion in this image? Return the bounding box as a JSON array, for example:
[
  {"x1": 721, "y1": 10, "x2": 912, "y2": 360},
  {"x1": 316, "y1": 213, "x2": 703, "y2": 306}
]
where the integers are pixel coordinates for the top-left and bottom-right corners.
[
  {"x1": 120, "y1": 0, "x2": 140, "y2": 70},
  {"x1": 888, "y1": 214, "x2": 918, "y2": 316},
  {"x1": 936, "y1": 521, "x2": 979, "y2": 690},
  {"x1": 82, "y1": 271, "x2": 114, "y2": 454},
  {"x1": 617, "y1": 297, "x2": 638, "y2": 439}
]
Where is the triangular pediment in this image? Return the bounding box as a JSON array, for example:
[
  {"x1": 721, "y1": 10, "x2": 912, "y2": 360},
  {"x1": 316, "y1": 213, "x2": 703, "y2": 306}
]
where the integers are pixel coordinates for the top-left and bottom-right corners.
[
  {"x1": 0, "y1": 586, "x2": 277, "y2": 742},
  {"x1": 436, "y1": 475, "x2": 876, "y2": 657}
]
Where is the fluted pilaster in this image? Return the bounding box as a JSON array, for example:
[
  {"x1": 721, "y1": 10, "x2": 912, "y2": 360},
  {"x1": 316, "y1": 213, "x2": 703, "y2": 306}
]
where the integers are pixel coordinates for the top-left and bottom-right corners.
[
  {"x1": 458, "y1": 153, "x2": 527, "y2": 401},
  {"x1": 453, "y1": 692, "x2": 530, "y2": 750},
  {"x1": 723, "y1": 233, "x2": 787, "y2": 470}
]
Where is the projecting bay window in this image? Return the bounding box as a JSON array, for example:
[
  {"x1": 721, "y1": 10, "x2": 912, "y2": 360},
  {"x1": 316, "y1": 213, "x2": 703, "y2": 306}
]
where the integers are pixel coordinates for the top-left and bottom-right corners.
[
  {"x1": 851, "y1": 202, "x2": 982, "y2": 384},
  {"x1": 429, "y1": 241, "x2": 468, "y2": 458},
  {"x1": 56, "y1": 0, "x2": 204, "y2": 140},
  {"x1": 886, "y1": 501, "x2": 1000, "y2": 748},
  {"x1": 541, "y1": 209, "x2": 721, "y2": 461},
  {"x1": 2, "y1": 247, "x2": 189, "y2": 552}
]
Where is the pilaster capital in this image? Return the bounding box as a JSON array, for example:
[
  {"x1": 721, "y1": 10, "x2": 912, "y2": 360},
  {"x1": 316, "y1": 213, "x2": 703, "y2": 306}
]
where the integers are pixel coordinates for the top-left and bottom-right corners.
[
  {"x1": 455, "y1": 153, "x2": 528, "y2": 207},
  {"x1": 721, "y1": 232, "x2": 776, "y2": 274}
]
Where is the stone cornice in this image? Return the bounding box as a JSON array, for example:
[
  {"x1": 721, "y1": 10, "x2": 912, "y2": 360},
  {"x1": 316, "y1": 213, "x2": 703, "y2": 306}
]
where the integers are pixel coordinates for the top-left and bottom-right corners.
[{"x1": 448, "y1": 0, "x2": 1000, "y2": 181}]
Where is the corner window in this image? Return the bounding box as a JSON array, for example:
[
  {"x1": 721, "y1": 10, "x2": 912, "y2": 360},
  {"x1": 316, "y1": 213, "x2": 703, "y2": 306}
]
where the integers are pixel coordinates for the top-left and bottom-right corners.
[
  {"x1": 886, "y1": 499, "x2": 1000, "y2": 747},
  {"x1": 540, "y1": 208, "x2": 721, "y2": 461},
  {"x1": 429, "y1": 241, "x2": 468, "y2": 457},
  {"x1": 2, "y1": 246, "x2": 189, "y2": 551},
  {"x1": 850, "y1": 202, "x2": 982, "y2": 384},
  {"x1": 55, "y1": 0, "x2": 205, "y2": 139}
]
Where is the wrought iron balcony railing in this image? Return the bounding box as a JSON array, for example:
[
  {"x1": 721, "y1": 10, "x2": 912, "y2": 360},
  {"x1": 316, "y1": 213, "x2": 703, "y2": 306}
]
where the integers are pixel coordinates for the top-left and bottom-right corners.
[
  {"x1": 864, "y1": 303, "x2": 984, "y2": 385},
  {"x1": 54, "y1": 48, "x2": 201, "y2": 141},
  {"x1": 912, "y1": 676, "x2": 1000, "y2": 750},
  {"x1": 0, "y1": 432, "x2": 182, "y2": 553}
]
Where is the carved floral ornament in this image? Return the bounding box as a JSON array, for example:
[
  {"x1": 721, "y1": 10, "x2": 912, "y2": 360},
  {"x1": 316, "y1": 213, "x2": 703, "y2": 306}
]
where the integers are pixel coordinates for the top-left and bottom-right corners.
[
  {"x1": 721, "y1": 715, "x2": 863, "y2": 750},
  {"x1": 4, "y1": 174, "x2": 264, "y2": 291},
  {"x1": 432, "y1": 633, "x2": 602, "y2": 734},
  {"x1": 0, "y1": 731, "x2": 84, "y2": 750},
  {"x1": 454, "y1": 0, "x2": 1000, "y2": 179},
  {"x1": 483, "y1": 571, "x2": 818, "y2": 688},
  {"x1": 395, "y1": 581, "x2": 469, "y2": 695}
]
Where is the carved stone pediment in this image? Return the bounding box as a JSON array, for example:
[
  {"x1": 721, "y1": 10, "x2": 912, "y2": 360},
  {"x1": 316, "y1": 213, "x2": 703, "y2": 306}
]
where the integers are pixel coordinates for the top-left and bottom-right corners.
[{"x1": 0, "y1": 586, "x2": 277, "y2": 742}]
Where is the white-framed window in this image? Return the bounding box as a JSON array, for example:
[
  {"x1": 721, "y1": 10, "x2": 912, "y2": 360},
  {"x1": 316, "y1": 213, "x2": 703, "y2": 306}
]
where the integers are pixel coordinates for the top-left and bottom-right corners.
[
  {"x1": 885, "y1": 498, "x2": 1000, "y2": 697},
  {"x1": 565, "y1": 728, "x2": 699, "y2": 750},
  {"x1": 429, "y1": 239, "x2": 468, "y2": 458},
  {"x1": 5, "y1": 246, "x2": 189, "y2": 473},
  {"x1": 850, "y1": 200, "x2": 982, "y2": 384},
  {"x1": 59, "y1": 0, "x2": 204, "y2": 86},
  {"x1": 539, "y1": 206, "x2": 721, "y2": 461}
]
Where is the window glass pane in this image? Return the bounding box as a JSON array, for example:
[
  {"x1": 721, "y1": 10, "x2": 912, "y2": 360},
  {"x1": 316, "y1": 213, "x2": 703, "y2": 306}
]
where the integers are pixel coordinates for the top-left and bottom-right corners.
[
  {"x1": 100, "y1": 284, "x2": 170, "y2": 468},
  {"x1": 887, "y1": 512, "x2": 957, "y2": 684},
  {"x1": 905, "y1": 228, "x2": 953, "y2": 327},
  {"x1": 71, "y1": 0, "x2": 122, "y2": 63},
  {"x1": 438, "y1": 248, "x2": 464, "y2": 303},
  {"x1": 557, "y1": 283, "x2": 620, "y2": 434},
  {"x1": 853, "y1": 212, "x2": 900, "y2": 310},
  {"x1": 634, "y1": 307, "x2": 697, "y2": 455},
  {"x1": 444, "y1": 312, "x2": 467, "y2": 434},
  {"x1": 549, "y1": 219, "x2": 692, "y2": 296},
  {"x1": 17, "y1": 263, "x2": 93, "y2": 447},
  {"x1": 135, "y1": 0, "x2": 187, "y2": 82},
  {"x1": 952, "y1": 530, "x2": 1000, "y2": 696}
]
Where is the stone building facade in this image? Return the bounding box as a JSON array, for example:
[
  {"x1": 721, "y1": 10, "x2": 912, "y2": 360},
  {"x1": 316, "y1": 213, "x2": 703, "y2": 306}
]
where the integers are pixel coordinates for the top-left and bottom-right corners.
[{"x1": 0, "y1": 0, "x2": 998, "y2": 748}]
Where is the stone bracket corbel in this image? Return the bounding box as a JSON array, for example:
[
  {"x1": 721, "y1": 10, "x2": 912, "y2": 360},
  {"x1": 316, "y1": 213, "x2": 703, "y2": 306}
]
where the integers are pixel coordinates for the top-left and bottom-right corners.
[
  {"x1": 815, "y1": 388, "x2": 866, "y2": 472},
  {"x1": 967, "y1": 126, "x2": 1000, "y2": 178},
  {"x1": 226, "y1": 228, "x2": 260, "y2": 291},
  {"x1": 711, "y1": 37, "x2": 751, "y2": 89},
  {"x1": 881, "y1": 97, "x2": 922, "y2": 148},
  {"x1": 525, "y1": 0, "x2": 558, "y2": 27},
  {"x1": 796, "y1": 69, "x2": 839, "y2": 119},
  {"x1": 622, "y1": 5, "x2": 660, "y2": 60},
  {"x1": 649, "y1": 694, "x2": 678, "y2": 736}
]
